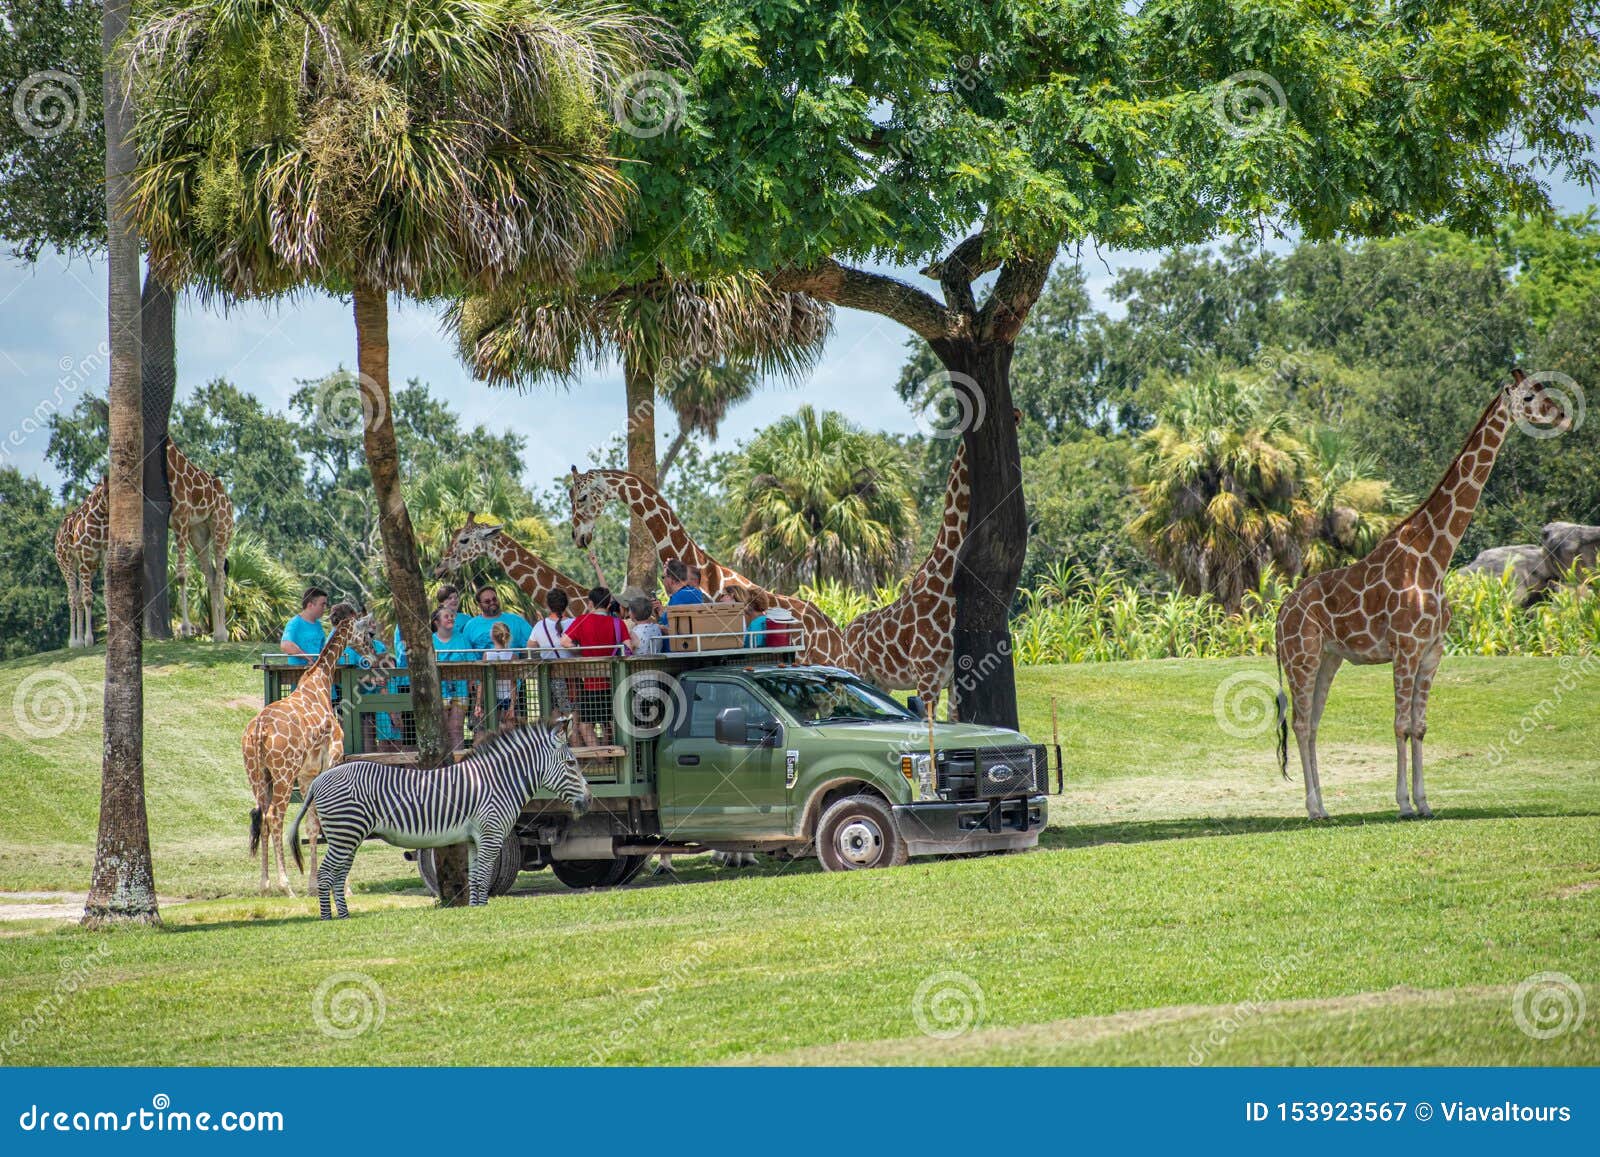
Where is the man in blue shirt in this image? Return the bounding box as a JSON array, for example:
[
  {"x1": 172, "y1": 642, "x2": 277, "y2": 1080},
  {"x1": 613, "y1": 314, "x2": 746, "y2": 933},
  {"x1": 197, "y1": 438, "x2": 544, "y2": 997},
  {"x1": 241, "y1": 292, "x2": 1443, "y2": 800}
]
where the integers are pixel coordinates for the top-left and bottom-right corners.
[
  {"x1": 462, "y1": 585, "x2": 532, "y2": 650},
  {"x1": 280, "y1": 588, "x2": 329, "y2": 665}
]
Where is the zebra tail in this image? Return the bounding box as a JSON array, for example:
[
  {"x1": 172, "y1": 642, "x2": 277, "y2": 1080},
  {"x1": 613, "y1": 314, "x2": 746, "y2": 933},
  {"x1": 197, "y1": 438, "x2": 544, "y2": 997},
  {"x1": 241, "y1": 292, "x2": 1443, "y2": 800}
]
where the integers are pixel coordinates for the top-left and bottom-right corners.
[
  {"x1": 1275, "y1": 646, "x2": 1289, "y2": 781},
  {"x1": 289, "y1": 783, "x2": 314, "y2": 874}
]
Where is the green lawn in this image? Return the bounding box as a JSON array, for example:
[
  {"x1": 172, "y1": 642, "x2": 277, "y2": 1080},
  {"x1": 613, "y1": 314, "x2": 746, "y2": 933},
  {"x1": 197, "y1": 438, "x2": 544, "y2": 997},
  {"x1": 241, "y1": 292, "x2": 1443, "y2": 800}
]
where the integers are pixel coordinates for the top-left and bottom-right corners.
[{"x1": 0, "y1": 643, "x2": 1595, "y2": 1065}]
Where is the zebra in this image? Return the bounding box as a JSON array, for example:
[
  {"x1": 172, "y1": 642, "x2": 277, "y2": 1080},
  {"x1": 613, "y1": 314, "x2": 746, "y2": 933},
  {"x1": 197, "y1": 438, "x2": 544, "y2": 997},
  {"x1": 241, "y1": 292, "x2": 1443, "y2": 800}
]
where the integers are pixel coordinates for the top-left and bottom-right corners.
[{"x1": 289, "y1": 721, "x2": 590, "y2": 917}]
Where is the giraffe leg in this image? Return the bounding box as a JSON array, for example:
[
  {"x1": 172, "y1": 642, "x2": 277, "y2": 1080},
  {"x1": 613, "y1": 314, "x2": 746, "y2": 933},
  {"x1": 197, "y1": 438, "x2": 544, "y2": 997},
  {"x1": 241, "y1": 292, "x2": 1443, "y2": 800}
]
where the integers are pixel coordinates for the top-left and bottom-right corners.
[
  {"x1": 1410, "y1": 638, "x2": 1445, "y2": 819},
  {"x1": 1282, "y1": 644, "x2": 1327, "y2": 820},
  {"x1": 173, "y1": 525, "x2": 192, "y2": 637},
  {"x1": 1306, "y1": 651, "x2": 1342, "y2": 816},
  {"x1": 1392, "y1": 651, "x2": 1420, "y2": 819},
  {"x1": 78, "y1": 565, "x2": 96, "y2": 647},
  {"x1": 268, "y1": 780, "x2": 295, "y2": 894}
]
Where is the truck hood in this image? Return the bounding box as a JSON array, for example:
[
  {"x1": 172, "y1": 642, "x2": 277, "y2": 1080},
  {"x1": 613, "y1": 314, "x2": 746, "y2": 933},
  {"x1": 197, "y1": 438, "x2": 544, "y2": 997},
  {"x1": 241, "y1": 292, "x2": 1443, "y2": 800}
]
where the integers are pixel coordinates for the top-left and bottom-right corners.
[{"x1": 799, "y1": 720, "x2": 1031, "y2": 749}]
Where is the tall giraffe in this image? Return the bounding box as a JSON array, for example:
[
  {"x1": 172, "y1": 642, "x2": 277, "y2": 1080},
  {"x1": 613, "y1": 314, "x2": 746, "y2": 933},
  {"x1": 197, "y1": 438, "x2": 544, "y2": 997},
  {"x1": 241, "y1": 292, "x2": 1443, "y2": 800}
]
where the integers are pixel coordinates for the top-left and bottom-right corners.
[
  {"x1": 165, "y1": 440, "x2": 234, "y2": 642},
  {"x1": 244, "y1": 604, "x2": 381, "y2": 893},
  {"x1": 568, "y1": 467, "x2": 849, "y2": 666},
  {"x1": 54, "y1": 479, "x2": 109, "y2": 648},
  {"x1": 432, "y1": 513, "x2": 593, "y2": 614},
  {"x1": 843, "y1": 444, "x2": 969, "y2": 717},
  {"x1": 1275, "y1": 370, "x2": 1568, "y2": 820}
]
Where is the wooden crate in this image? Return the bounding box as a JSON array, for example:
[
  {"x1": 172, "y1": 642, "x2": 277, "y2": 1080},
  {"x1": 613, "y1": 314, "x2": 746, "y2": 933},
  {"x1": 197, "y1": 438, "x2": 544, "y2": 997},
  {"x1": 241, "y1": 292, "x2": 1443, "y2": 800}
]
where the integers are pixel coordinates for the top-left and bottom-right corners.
[{"x1": 666, "y1": 602, "x2": 746, "y2": 652}]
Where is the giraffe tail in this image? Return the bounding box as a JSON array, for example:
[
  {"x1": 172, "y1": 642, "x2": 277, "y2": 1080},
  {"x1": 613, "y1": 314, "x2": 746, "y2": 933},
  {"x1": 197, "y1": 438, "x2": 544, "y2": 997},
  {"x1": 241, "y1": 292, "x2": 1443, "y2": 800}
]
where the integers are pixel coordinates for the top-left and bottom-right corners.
[
  {"x1": 289, "y1": 783, "x2": 314, "y2": 875},
  {"x1": 1275, "y1": 647, "x2": 1289, "y2": 781},
  {"x1": 249, "y1": 807, "x2": 262, "y2": 855}
]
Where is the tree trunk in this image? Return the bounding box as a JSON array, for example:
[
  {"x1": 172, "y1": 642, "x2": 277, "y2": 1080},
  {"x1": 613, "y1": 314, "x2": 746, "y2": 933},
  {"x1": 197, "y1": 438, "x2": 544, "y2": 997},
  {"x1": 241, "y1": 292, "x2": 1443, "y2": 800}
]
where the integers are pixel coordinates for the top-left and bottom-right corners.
[
  {"x1": 930, "y1": 338, "x2": 1027, "y2": 730},
  {"x1": 352, "y1": 285, "x2": 465, "y2": 905},
  {"x1": 624, "y1": 351, "x2": 658, "y2": 594},
  {"x1": 84, "y1": 0, "x2": 158, "y2": 928},
  {"x1": 140, "y1": 272, "x2": 177, "y2": 639}
]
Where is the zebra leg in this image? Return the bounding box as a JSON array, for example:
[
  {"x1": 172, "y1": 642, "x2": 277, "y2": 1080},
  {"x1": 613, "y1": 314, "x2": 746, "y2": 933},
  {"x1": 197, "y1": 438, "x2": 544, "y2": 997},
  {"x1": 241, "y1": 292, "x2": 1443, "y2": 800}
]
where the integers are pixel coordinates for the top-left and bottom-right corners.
[
  {"x1": 318, "y1": 842, "x2": 357, "y2": 920},
  {"x1": 468, "y1": 831, "x2": 496, "y2": 906}
]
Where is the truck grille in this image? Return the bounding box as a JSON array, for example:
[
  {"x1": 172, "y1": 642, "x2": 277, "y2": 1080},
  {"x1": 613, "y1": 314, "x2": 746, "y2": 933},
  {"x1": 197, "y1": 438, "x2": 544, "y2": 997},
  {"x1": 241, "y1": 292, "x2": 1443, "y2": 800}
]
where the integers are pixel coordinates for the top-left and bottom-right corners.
[{"x1": 938, "y1": 744, "x2": 1045, "y2": 799}]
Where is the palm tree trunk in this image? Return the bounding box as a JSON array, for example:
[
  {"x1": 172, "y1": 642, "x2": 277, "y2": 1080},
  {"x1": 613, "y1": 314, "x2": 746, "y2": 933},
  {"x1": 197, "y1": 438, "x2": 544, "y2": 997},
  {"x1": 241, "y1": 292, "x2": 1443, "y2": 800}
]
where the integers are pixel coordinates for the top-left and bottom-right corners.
[
  {"x1": 657, "y1": 425, "x2": 689, "y2": 484},
  {"x1": 352, "y1": 284, "x2": 466, "y2": 906},
  {"x1": 140, "y1": 272, "x2": 177, "y2": 639},
  {"x1": 624, "y1": 351, "x2": 658, "y2": 593},
  {"x1": 85, "y1": 0, "x2": 158, "y2": 928}
]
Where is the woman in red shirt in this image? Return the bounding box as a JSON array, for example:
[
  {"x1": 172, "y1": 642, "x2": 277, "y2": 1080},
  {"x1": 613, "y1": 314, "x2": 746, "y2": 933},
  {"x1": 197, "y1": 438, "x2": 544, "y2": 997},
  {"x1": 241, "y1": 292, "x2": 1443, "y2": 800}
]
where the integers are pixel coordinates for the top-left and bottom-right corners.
[{"x1": 560, "y1": 587, "x2": 629, "y2": 745}]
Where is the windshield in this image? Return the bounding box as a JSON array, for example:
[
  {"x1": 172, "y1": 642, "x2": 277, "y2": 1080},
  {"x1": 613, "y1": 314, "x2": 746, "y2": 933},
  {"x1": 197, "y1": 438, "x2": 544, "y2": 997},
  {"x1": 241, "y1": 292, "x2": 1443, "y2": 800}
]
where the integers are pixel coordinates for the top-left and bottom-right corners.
[{"x1": 751, "y1": 670, "x2": 916, "y2": 724}]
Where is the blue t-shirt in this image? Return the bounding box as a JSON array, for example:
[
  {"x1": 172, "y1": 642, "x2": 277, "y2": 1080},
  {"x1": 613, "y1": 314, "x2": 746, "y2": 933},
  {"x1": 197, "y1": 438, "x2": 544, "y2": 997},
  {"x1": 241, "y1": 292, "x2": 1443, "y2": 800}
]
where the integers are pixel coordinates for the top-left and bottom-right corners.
[
  {"x1": 435, "y1": 632, "x2": 477, "y2": 700},
  {"x1": 659, "y1": 584, "x2": 706, "y2": 626},
  {"x1": 463, "y1": 612, "x2": 532, "y2": 651},
  {"x1": 281, "y1": 614, "x2": 326, "y2": 666},
  {"x1": 744, "y1": 614, "x2": 768, "y2": 648}
]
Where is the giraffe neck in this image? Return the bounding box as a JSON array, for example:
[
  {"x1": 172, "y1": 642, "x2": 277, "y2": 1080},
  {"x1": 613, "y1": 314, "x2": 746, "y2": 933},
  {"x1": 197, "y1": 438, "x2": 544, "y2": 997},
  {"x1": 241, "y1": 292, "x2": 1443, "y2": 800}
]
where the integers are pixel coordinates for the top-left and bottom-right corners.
[
  {"x1": 1402, "y1": 392, "x2": 1511, "y2": 571},
  {"x1": 910, "y1": 446, "x2": 969, "y2": 589},
  {"x1": 489, "y1": 533, "x2": 583, "y2": 601},
  {"x1": 297, "y1": 620, "x2": 351, "y2": 699},
  {"x1": 612, "y1": 473, "x2": 708, "y2": 572}
]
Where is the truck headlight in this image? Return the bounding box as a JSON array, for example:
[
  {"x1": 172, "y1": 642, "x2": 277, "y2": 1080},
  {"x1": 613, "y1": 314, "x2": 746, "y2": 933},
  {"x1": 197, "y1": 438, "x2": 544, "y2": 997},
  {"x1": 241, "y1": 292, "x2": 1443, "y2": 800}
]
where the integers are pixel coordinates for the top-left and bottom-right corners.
[{"x1": 899, "y1": 753, "x2": 936, "y2": 800}]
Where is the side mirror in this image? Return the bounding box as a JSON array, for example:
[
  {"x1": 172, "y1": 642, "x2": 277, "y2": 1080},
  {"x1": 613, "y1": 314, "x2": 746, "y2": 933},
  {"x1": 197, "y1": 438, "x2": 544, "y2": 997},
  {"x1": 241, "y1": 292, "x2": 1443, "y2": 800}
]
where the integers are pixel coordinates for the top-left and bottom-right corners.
[
  {"x1": 905, "y1": 694, "x2": 925, "y2": 718},
  {"x1": 714, "y1": 706, "x2": 747, "y2": 746}
]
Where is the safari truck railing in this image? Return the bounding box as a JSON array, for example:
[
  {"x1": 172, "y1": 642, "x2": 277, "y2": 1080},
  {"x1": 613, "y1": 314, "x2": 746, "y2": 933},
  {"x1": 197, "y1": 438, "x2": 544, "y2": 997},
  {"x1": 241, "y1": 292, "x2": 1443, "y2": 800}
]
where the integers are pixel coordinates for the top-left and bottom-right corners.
[{"x1": 256, "y1": 631, "x2": 807, "y2": 796}]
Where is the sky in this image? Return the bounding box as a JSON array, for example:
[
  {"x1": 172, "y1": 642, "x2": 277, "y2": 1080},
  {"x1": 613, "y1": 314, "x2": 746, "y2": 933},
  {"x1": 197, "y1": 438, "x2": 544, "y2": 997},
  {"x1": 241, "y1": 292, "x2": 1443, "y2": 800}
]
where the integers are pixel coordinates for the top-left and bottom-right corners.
[{"x1": 1, "y1": 172, "x2": 1594, "y2": 498}]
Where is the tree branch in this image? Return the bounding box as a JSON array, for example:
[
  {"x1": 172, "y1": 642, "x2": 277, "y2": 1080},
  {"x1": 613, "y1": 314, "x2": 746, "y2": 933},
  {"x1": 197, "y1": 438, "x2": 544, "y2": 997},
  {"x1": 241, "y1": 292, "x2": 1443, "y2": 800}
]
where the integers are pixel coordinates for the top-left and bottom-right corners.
[
  {"x1": 920, "y1": 232, "x2": 999, "y2": 315},
  {"x1": 976, "y1": 254, "x2": 1052, "y2": 343},
  {"x1": 771, "y1": 259, "x2": 966, "y2": 343}
]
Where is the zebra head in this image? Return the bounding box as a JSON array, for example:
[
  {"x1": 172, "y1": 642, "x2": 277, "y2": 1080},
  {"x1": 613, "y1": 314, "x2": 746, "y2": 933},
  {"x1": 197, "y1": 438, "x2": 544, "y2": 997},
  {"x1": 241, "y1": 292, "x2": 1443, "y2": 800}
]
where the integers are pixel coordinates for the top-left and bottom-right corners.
[{"x1": 486, "y1": 721, "x2": 590, "y2": 817}]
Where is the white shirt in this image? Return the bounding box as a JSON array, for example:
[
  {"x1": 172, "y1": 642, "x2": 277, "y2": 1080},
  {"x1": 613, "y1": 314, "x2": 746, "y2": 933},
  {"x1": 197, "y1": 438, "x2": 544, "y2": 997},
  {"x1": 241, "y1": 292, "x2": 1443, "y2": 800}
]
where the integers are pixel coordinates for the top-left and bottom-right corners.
[{"x1": 530, "y1": 615, "x2": 575, "y2": 659}]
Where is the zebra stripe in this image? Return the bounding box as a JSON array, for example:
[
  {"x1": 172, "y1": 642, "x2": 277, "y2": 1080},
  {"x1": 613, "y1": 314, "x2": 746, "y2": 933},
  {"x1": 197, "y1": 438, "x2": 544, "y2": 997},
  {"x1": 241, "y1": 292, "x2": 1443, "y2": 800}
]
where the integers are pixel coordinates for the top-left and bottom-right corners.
[{"x1": 289, "y1": 723, "x2": 590, "y2": 917}]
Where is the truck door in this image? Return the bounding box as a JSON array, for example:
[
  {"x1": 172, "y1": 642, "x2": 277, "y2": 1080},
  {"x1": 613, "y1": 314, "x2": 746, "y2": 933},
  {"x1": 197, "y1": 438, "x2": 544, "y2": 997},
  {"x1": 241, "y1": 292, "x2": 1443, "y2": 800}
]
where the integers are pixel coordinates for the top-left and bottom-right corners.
[{"x1": 658, "y1": 677, "x2": 788, "y2": 841}]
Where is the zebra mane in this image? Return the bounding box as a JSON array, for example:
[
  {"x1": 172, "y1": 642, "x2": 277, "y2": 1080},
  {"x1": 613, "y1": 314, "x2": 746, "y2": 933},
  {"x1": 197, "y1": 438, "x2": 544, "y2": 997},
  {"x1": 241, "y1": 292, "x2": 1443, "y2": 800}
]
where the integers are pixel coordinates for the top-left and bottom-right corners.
[{"x1": 468, "y1": 721, "x2": 557, "y2": 762}]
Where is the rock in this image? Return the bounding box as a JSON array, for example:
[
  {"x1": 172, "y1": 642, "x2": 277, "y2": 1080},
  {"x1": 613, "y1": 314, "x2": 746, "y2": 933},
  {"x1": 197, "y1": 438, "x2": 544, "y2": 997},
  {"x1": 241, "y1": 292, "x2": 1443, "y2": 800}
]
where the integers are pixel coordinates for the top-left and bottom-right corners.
[
  {"x1": 1541, "y1": 522, "x2": 1600, "y2": 579},
  {"x1": 1461, "y1": 544, "x2": 1549, "y2": 599}
]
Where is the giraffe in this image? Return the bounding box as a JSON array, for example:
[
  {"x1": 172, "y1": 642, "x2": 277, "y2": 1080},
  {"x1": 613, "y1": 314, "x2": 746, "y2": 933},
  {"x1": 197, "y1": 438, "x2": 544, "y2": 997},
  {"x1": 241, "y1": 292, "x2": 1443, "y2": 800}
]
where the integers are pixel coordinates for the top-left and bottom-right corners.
[
  {"x1": 432, "y1": 513, "x2": 592, "y2": 615},
  {"x1": 54, "y1": 479, "x2": 109, "y2": 648},
  {"x1": 568, "y1": 467, "x2": 850, "y2": 667},
  {"x1": 843, "y1": 444, "x2": 969, "y2": 718},
  {"x1": 244, "y1": 604, "x2": 381, "y2": 893},
  {"x1": 1274, "y1": 369, "x2": 1568, "y2": 820},
  {"x1": 165, "y1": 440, "x2": 234, "y2": 642}
]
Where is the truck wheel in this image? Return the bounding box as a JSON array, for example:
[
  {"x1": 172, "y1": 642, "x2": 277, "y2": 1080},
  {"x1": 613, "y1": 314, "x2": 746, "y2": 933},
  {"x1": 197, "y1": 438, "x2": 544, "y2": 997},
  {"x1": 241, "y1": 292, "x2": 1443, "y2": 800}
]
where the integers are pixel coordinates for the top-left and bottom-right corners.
[
  {"x1": 551, "y1": 857, "x2": 641, "y2": 889},
  {"x1": 489, "y1": 835, "x2": 523, "y2": 896},
  {"x1": 816, "y1": 795, "x2": 908, "y2": 871}
]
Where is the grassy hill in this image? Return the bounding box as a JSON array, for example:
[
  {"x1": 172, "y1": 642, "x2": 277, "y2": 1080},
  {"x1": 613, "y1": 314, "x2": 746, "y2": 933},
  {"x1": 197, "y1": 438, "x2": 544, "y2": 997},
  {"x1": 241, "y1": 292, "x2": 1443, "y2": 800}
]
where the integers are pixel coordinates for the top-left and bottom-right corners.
[{"x1": 0, "y1": 643, "x2": 1595, "y2": 1065}]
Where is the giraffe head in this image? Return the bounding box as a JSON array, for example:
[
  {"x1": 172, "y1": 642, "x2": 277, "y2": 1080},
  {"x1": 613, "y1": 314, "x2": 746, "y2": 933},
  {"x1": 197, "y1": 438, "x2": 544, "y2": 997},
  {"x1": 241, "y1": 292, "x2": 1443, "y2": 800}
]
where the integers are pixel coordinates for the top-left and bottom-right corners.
[
  {"x1": 328, "y1": 603, "x2": 383, "y2": 668},
  {"x1": 1504, "y1": 368, "x2": 1576, "y2": 436},
  {"x1": 569, "y1": 466, "x2": 622, "y2": 550},
  {"x1": 432, "y1": 512, "x2": 503, "y2": 578}
]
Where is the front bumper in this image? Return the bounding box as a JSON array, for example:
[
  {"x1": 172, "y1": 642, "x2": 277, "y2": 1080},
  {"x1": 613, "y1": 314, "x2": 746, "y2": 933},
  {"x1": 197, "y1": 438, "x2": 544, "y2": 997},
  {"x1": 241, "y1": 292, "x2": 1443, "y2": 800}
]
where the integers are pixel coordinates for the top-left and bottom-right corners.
[{"x1": 893, "y1": 793, "x2": 1047, "y2": 857}]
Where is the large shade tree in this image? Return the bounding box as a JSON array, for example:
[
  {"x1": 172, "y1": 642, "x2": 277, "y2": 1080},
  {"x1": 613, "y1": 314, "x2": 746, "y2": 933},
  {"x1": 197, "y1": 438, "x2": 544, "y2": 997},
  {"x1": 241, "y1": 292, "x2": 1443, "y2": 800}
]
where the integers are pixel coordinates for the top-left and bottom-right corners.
[
  {"x1": 125, "y1": 0, "x2": 667, "y2": 903},
  {"x1": 638, "y1": 0, "x2": 1598, "y2": 727},
  {"x1": 1, "y1": 0, "x2": 182, "y2": 637},
  {"x1": 454, "y1": 271, "x2": 830, "y2": 590}
]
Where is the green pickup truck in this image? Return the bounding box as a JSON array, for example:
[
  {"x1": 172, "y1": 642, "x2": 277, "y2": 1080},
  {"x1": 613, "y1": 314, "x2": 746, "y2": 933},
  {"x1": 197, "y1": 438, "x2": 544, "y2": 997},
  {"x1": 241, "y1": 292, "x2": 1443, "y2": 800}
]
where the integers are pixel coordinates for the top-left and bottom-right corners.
[{"x1": 262, "y1": 646, "x2": 1050, "y2": 891}]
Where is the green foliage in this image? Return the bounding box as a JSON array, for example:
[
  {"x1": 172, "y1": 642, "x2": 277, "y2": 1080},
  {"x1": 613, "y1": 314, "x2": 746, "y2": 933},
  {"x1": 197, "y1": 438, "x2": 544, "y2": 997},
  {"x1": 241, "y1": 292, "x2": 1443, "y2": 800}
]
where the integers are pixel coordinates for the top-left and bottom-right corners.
[
  {"x1": 0, "y1": 468, "x2": 69, "y2": 656},
  {"x1": 724, "y1": 406, "x2": 919, "y2": 588},
  {"x1": 177, "y1": 530, "x2": 301, "y2": 642},
  {"x1": 793, "y1": 577, "x2": 897, "y2": 627},
  {"x1": 1019, "y1": 433, "x2": 1151, "y2": 590}
]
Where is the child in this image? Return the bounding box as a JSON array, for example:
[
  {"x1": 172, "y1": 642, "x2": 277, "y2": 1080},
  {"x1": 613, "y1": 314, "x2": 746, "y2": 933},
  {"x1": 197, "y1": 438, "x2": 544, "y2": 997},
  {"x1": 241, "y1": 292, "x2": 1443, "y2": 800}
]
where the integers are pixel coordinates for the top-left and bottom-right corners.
[
  {"x1": 627, "y1": 594, "x2": 663, "y2": 655},
  {"x1": 484, "y1": 620, "x2": 517, "y2": 724}
]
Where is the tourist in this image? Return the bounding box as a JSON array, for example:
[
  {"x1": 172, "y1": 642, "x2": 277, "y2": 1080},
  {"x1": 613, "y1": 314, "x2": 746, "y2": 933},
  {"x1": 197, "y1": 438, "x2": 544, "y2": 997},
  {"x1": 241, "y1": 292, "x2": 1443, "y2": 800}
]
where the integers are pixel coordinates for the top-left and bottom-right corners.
[
  {"x1": 741, "y1": 588, "x2": 771, "y2": 647},
  {"x1": 561, "y1": 586, "x2": 630, "y2": 746},
  {"x1": 433, "y1": 605, "x2": 475, "y2": 751},
  {"x1": 627, "y1": 595, "x2": 664, "y2": 656},
  {"x1": 530, "y1": 589, "x2": 575, "y2": 659},
  {"x1": 280, "y1": 587, "x2": 329, "y2": 665},
  {"x1": 480, "y1": 620, "x2": 519, "y2": 726},
  {"x1": 462, "y1": 584, "x2": 532, "y2": 651},
  {"x1": 762, "y1": 604, "x2": 797, "y2": 647}
]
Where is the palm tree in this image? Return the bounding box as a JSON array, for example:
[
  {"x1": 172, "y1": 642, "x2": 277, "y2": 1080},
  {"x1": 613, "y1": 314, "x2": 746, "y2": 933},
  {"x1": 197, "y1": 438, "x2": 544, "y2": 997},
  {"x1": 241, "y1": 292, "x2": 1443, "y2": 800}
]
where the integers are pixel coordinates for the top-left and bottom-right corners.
[
  {"x1": 1300, "y1": 428, "x2": 1410, "y2": 574},
  {"x1": 85, "y1": 0, "x2": 158, "y2": 927},
  {"x1": 1129, "y1": 373, "x2": 1311, "y2": 614},
  {"x1": 454, "y1": 271, "x2": 830, "y2": 590},
  {"x1": 126, "y1": 0, "x2": 665, "y2": 903},
  {"x1": 725, "y1": 405, "x2": 918, "y2": 589},
  {"x1": 181, "y1": 531, "x2": 301, "y2": 641},
  {"x1": 657, "y1": 359, "x2": 762, "y2": 481}
]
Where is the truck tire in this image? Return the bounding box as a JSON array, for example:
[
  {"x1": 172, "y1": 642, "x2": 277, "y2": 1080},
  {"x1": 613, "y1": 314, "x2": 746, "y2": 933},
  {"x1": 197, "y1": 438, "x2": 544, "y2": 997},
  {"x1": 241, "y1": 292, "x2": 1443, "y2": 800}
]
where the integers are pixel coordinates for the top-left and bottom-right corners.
[
  {"x1": 816, "y1": 794, "x2": 908, "y2": 871},
  {"x1": 551, "y1": 855, "x2": 645, "y2": 889},
  {"x1": 490, "y1": 834, "x2": 523, "y2": 896}
]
